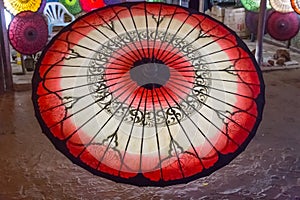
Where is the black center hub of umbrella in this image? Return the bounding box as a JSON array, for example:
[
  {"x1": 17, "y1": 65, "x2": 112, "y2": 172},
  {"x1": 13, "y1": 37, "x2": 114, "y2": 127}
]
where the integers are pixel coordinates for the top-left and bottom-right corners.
[
  {"x1": 130, "y1": 59, "x2": 170, "y2": 90},
  {"x1": 25, "y1": 27, "x2": 37, "y2": 41}
]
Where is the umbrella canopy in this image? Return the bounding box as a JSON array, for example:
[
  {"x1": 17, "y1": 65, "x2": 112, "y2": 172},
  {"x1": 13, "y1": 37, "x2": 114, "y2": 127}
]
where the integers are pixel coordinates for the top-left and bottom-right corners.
[
  {"x1": 291, "y1": 0, "x2": 300, "y2": 14},
  {"x1": 267, "y1": 11, "x2": 300, "y2": 41},
  {"x1": 79, "y1": 0, "x2": 105, "y2": 12},
  {"x1": 8, "y1": 11, "x2": 48, "y2": 55},
  {"x1": 59, "y1": 0, "x2": 82, "y2": 15},
  {"x1": 241, "y1": 0, "x2": 272, "y2": 12},
  {"x1": 3, "y1": 0, "x2": 43, "y2": 15},
  {"x1": 38, "y1": 0, "x2": 47, "y2": 12},
  {"x1": 270, "y1": 0, "x2": 294, "y2": 12},
  {"x1": 32, "y1": 2, "x2": 265, "y2": 186},
  {"x1": 245, "y1": 10, "x2": 271, "y2": 34},
  {"x1": 104, "y1": 0, "x2": 122, "y2": 5}
]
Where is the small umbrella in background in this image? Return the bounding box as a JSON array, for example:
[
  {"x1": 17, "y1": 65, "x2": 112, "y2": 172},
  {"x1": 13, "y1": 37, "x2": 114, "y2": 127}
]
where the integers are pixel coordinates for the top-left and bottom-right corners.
[
  {"x1": 267, "y1": 11, "x2": 300, "y2": 41},
  {"x1": 104, "y1": 0, "x2": 122, "y2": 5},
  {"x1": 240, "y1": 0, "x2": 271, "y2": 12},
  {"x1": 291, "y1": 0, "x2": 300, "y2": 14},
  {"x1": 269, "y1": 0, "x2": 294, "y2": 12},
  {"x1": 245, "y1": 10, "x2": 272, "y2": 35},
  {"x1": 8, "y1": 11, "x2": 48, "y2": 55},
  {"x1": 59, "y1": 0, "x2": 82, "y2": 15},
  {"x1": 79, "y1": 0, "x2": 105, "y2": 12},
  {"x1": 3, "y1": 0, "x2": 43, "y2": 15}
]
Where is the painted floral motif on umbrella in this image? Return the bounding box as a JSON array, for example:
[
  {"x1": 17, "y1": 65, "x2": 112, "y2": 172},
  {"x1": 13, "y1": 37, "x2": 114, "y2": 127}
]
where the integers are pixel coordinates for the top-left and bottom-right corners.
[
  {"x1": 8, "y1": 11, "x2": 48, "y2": 55},
  {"x1": 32, "y1": 2, "x2": 265, "y2": 186},
  {"x1": 3, "y1": 0, "x2": 43, "y2": 15}
]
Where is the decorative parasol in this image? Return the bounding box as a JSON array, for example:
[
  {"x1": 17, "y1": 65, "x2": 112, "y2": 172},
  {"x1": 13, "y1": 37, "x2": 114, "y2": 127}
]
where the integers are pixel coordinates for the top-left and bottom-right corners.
[
  {"x1": 104, "y1": 0, "x2": 122, "y2": 5},
  {"x1": 291, "y1": 0, "x2": 300, "y2": 14},
  {"x1": 32, "y1": 2, "x2": 265, "y2": 186},
  {"x1": 245, "y1": 10, "x2": 271, "y2": 35},
  {"x1": 59, "y1": 0, "x2": 82, "y2": 15},
  {"x1": 37, "y1": 0, "x2": 47, "y2": 13},
  {"x1": 240, "y1": 0, "x2": 271, "y2": 12},
  {"x1": 267, "y1": 11, "x2": 300, "y2": 41},
  {"x1": 270, "y1": 0, "x2": 294, "y2": 12},
  {"x1": 8, "y1": 11, "x2": 48, "y2": 55},
  {"x1": 3, "y1": 0, "x2": 43, "y2": 15},
  {"x1": 79, "y1": 0, "x2": 105, "y2": 12}
]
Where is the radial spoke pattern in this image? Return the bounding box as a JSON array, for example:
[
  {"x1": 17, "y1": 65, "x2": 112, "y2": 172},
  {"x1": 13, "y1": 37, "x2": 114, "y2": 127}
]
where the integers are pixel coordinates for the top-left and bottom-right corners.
[
  {"x1": 267, "y1": 11, "x2": 300, "y2": 41},
  {"x1": 270, "y1": 0, "x2": 294, "y2": 12},
  {"x1": 32, "y1": 2, "x2": 265, "y2": 186},
  {"x1": 8, "y1": 11, "x2": 48, "y2": 55}
]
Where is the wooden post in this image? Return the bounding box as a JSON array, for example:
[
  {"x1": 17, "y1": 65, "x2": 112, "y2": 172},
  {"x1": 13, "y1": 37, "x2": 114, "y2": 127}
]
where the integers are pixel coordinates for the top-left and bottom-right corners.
[
  {"x1": 255, "y1": 0, "x2": 267, "y2": 65},
  {"x1": 0, "y1": 1, "x2": 13, "y2": 91}
]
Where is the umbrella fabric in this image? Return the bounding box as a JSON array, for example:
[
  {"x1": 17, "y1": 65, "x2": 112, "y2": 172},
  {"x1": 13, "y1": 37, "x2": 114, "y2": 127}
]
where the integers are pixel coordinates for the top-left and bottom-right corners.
[
  {"x1": 79, "y1": 0, "x2": 105, "y2": 12},
  {"x1": 4, "y1": 0, "x2": 43, "y2": 15},
  {"x1": 270, "y1": 0, "x2": 294, "y2": 12},
  {"x1": 8, "y1": 11, "x2": 48, "y2": 55},
  {"x1": 267, "y1": 11, "x2": 300, "y2": 41},
  {"x1": 241, "y1": 0, "x2": 271, "y2": 12},
  {"x1": 104, "y1": 0, "x2": 122, "y2": 5},
  {"x1": 245, "y1": 10, "x2": 271, "y2": 34},
  {"x1": 59, "y1": 0, "x2": 82, "y2": 15},
  {"x1": 291, "y1": 0, "x2": 300, "y2": 14},
  {"x1": 37, "y1": 0, "x2": 47, "y2": 13},
  {"x1": 32, "y1": 2, "x2": 265, "y2": 186}
]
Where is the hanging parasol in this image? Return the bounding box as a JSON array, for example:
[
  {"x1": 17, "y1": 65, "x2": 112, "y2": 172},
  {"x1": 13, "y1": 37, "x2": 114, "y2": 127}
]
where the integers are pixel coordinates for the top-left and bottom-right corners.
[
  {"x1": 245, "y1": 10, "x2": 272, "y2": 35},
  {"x1": 32, "y1": 2, "x2": 265, "y2": 186},
  {"x1": 267, "y1": 11, "x2": 300, "y2": 41},
  {"x1": 291, "y1": 0, "x2": 300, "y2": 14},
  {"x1": 3, "y1": 0, "x2": 43, "y2": 15},
  {"x1": 59, "y1": 0, "x2": 82, "y2": 15},
  {"x1": 79, "y1": 0, "x2": 105, "y2": 12},
  {"x1": 240, "y1": 0, "x2": 272, "y2": 12},
  {"x1": 269, "y1": 0, "x2": 294, "y2": 12},
  {"x1": 104, "y1": 0, "x2": 122, "y2": 5},
  {"x1": 8, "y1": 11, "x2": 48, "y2": 55}
]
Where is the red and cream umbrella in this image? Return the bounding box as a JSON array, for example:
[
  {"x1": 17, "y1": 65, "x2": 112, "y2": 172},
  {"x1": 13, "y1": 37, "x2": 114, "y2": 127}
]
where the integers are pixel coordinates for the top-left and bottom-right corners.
[
  {"x1": 32, "y1": 2, "x2": 265, "y2": 186},
  {"x1": 270, "y1": 0, "x2": 294, "y2": 12},
  {"x1": 267, "y1": 11, "x2": 300, "y2": 41},
  {"x1": 8, "y1": 11, "x2": 48, "y2": 55},
  {"x1": 291, "y1": 0, "x2": 300, "y2": 14}
]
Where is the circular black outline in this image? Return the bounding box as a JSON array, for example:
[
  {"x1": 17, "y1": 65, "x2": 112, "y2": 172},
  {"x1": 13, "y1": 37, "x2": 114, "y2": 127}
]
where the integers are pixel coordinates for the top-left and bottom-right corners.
[
  {"x1": 32, "y1": 2, "x2": 265, "y2": 187},
  {"x1": 8, "y1": 11, "x2": 48, "y2": 55},
  {"x1": 267, "y1": 11, "x2": 300, "y2": 41}
]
